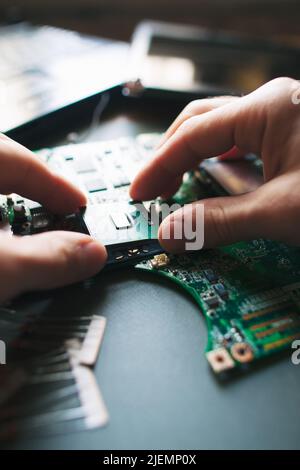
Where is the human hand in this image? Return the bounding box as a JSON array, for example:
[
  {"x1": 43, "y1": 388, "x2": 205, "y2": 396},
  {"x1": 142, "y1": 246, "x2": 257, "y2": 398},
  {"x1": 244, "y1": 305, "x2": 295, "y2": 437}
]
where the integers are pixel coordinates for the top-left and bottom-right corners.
[
  {"x1": 0, "y1": 134, "x2": 106, "y2": 303},
  {"x1": 130, "y1": 77, "x2": 300, "y2": 252}
]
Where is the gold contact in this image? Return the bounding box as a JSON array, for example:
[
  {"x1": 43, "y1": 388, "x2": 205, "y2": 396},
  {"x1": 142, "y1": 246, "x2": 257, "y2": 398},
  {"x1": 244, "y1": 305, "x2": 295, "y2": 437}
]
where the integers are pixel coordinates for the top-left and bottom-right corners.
[
  {"x1": 150, "y1": 253, "x2": 170, "y2": 269},
  {"x1": 263, "y1": 333, "x2": 300, "y2": 351},
  {"x1": 249, "y1": 314, "x2": 299, "y2": 331},
  {"x1": 206, "y1": 348, "x2": 235, "y2": 373},
  {"x1": 255, "y1": 323, "x2": 300, "y2": 339},
  {"x1": 230, "y1": 342, "x2": 254, "y2": 363},
  {"x1": 242, "y1": 302, "x2": 293, "y2": 321}
]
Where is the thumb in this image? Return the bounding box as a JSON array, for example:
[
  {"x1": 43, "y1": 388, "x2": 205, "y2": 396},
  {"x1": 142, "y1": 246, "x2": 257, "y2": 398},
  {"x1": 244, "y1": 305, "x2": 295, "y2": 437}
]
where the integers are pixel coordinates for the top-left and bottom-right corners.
[
  {"x1": 0, "y1": 232, "x2": 107, "y2": 303},
  {"x1": 158, "y1": 190, "x2": 263, "y2": 252}
]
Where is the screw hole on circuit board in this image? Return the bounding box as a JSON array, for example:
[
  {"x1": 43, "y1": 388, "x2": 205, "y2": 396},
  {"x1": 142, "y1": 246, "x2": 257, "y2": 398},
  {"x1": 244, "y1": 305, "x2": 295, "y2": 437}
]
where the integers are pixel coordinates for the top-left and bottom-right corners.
[
  {"x1": 231, "y1": 342, "x2": 254, "y2": 363},
  {"x1": 206, "y1": 348, "x2": 235, "y2": 373},
  {"x1": 237, "y1": 346, "x2": 246, "y2": 355},
  {"x1": 207, "y1": 310, "x2": 216, "y2": 319},
  {"x1": 215, "y1": 354, "x2": 224, "y2": 363}
]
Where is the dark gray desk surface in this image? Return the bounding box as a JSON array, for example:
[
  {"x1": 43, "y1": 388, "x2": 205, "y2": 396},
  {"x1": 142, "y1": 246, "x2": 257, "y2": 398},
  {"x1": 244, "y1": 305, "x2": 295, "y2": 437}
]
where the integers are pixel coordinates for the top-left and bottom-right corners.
[{"x1": 7, "y1": 110, "x2": 300, "y2": 450}]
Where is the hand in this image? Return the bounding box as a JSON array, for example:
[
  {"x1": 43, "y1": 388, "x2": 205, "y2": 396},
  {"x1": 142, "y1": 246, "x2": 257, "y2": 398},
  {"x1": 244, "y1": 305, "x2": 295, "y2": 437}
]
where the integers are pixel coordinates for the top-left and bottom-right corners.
[
  {"x1": 130, "y1": 77, "x2": 300, "y2": 252},
  {"x1": 0, "y1": 134, "x2": 107, "y2": 303}
]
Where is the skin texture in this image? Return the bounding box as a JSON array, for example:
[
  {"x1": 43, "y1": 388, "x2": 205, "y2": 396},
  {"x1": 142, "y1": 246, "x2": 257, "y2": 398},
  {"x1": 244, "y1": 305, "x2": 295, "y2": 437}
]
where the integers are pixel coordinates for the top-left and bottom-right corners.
[
  {"x1": 130, "y1": 77, "x2": 300, "y2": 253},
  {"x1": 0, "y1": 133, "x2": 107, "y2": 303}
]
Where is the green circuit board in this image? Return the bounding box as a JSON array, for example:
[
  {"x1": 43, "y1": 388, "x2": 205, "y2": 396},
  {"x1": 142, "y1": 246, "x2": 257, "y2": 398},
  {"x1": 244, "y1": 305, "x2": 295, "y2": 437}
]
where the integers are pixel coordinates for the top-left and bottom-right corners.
[
  {"x1": 1, "y1": 131, "x2": 300, "y2": 376},
  {"x1": 135, "y1": 173, "x2": 300, "y2": 375},
  {"x1": 135, "y1": 244, "x2": 300, "y2": 374}
]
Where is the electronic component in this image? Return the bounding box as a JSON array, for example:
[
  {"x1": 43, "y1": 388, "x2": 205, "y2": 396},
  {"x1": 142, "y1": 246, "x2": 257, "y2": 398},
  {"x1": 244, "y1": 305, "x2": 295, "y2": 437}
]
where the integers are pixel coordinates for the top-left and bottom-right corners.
[
  {"x1": 199, "y1": 157, "x2": 263, "y2": 196},
  {"x1": 3, "y1": 133, "x2": 265, "y2": 270},
  {"x1": 1, "y1": 134, "x2": 171, "y2": 270},
  {"x1": 3, "y1": 132, "x2": 300, "y2": 380},
  {"x1": 230, "y1": 343, "x2": 254, "y2": 363},
  {"x1": 201, "y1": 291, "x2": 220, "y2": 308},
  {"x1": 0, "y1": 298, "x2": 109, "y2": 441},
  {"x1": 74, "y1": 158, "x2": 97, "y2": 174},
  {"x1": 110, "y1": 212, "x2": 132, "y2": 230},
  {"x1": 214, "y1": 283, "x2": 228, "y2": 299},
  {"x1": 136, "y1": 239, "x2": 300, "y2": 375},
  {"x1": 204, "y1": 269, "x2": 218, "y2": 283},
  {"x1": 67, "y1": 316, "x2": 107, "y2": 366},
  {"x1": 0, "y1": 205, "x2": 5, "y2": 223},
  {"x1": 206, "y1": 348, "x2": 235, "y2": 374},
  {"x1": 85, "y1": 178, "x2": 107, "y2": 193},
  {"x1": 150, "y1": 254, "x2": 170, "y2": 269},
  {"x1": 0, "y1": 361, "x2": 108, "y2": 440}
]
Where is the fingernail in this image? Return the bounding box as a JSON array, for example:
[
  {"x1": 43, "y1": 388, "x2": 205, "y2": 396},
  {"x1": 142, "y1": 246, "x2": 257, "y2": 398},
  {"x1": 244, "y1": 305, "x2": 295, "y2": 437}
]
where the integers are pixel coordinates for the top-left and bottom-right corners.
[{"x1": 218, "y1": 146, "x2": 239, "y2": 160}]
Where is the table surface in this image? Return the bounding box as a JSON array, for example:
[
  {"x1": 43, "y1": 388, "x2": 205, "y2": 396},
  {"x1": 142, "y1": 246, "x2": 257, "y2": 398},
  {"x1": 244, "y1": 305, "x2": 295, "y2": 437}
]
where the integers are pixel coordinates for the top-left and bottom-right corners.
[{"x1": 7, "y1": 108, "x2": 300, "y2": 450}]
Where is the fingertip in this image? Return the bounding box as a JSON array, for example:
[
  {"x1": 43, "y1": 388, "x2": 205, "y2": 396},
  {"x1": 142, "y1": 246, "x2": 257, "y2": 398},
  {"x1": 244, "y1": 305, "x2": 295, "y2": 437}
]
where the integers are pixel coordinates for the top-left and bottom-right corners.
[
  {"x1": 129, "y1": 175, "x2": 153, "y2": 201},
  {"x1": 158, "y1": 216, "x2": 185, "y2": 254},
  {"x1": 47, "y1": 174, "x2": 87, "y2": 214},
  {"x1": 130, "y1": 168, "x2": 171, "y2": 202},
  {"x1": 129, "y1": 179, "x2": 139, "y2": 200},
  {"x1": 73, "y1": 187, "x2": 87, "y2": 207},
  {"x1": 218, "y1": 146, "x2": 243, "y2": 161},
  {"x1": 78, "y1": 238, "x2": 107, "y2": 275},
  {"x1": 56, "y1": 173, "x2": 87, "y2": 209}
]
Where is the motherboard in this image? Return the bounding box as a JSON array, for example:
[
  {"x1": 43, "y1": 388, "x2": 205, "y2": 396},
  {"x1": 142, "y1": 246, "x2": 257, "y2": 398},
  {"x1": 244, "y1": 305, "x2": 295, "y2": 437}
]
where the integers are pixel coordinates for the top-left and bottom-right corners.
[
  {"x1": 0, "y1": 134, "x2": 299, "y2": 380},
  {"x1": 136, "y1": 243, "x2": 300, "y2": 375},
  {"x1": 136, "y1": 173, "x2": 300, "y2": 375}
]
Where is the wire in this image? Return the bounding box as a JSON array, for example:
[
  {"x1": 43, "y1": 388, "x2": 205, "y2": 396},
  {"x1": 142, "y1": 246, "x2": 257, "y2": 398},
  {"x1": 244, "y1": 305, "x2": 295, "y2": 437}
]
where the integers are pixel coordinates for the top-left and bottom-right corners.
[{"x1": 66, "y1": 92, "x2": 111, "y2": 144}]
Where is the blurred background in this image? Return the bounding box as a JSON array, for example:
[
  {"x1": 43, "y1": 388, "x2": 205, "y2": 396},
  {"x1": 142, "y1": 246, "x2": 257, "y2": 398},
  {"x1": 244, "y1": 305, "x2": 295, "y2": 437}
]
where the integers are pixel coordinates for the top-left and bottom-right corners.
[
  {"x1": 0, "y1": 0, "x2": 299, "y2": 44},
  {"x1": 1, "y1": 0, "x2": 300, "y2": 143}
]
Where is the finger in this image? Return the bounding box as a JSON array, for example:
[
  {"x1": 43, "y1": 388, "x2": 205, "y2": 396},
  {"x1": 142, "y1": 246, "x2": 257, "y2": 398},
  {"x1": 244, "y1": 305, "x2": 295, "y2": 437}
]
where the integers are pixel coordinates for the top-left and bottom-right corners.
[
  {"x1": 160, "y1": 95, "x2": 239, "y2": 147},
  {"x1": 0, "y1": 134, "x2": 86, "y2": 213},
  {"x1": 130, "y1": 93, "x2": 265, "y2": 201},
  {"x1": 131, "y1": 77, "x2": 300, "y2": 201},
  {"x1": 158, "y1": 191, "x2": 259, "y2": 252},
  {"x1": 166, "y1": 100, "x2": 245, "y2": 163},
  {"x1": 158, "y1": 171, "x2": 300, "y2": 252},
  {"x1": 131, "y1": 97, "x2": 239, "y2": 200},
  {"x1": 160, "y1": 176, "x2": 183, "y2": 199},
  {"x1": 0, "y1": 232, "x2": 107, "y2": 303}
]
